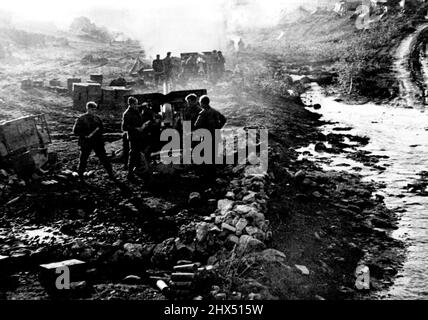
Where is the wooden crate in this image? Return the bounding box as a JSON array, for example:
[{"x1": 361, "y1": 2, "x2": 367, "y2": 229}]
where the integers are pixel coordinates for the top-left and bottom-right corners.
[{"x1": 0, "y1": 115, "x2": 51, "y2": 158}]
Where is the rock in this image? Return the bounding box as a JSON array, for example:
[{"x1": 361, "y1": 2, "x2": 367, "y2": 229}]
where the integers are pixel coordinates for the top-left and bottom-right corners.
[
  {"x1": 217, "y1": 199, "x2": 234, "y2": 215},
  {"x1": 174, "y1": 238, "x2": 195, "y2": 259},
  {"x1": 221, "y1": 222, "x2": 236, "y2": 233},
  {"x1": 178, "y1": 223, "x2": 197, "y2": 244},
  {"x1": 151, "y1": 238, "x2": 177, "y2": 267},
  {"x1": 252, "y1": 249, "x2": 287, "y2": 264},
  {"x1": 242, "y1": 191, "x2": 257, "y2": 203},
  {"x1": 0, "y1": 169, "x2": 8, "y2": 178},
  {"x1": 195, "y1": 222, "x2": 209, "y2": 242},
  {"x1": 123, "y1": 243, "x2": 154, "y2": 261},
  {"x1": 226, "y1": 234, "x2": 240, "y2": 244},
  {"x1": 225, "y1": 191, "x2": 235, "y2": 200},
  {"x1": 237, "y1": 235, "x2": 266, "y2": 255},
  {"x1": 245, "y1": 210, "x2": 265, "y2": 227},
  {"x1": 234, "y1": 204, "x2": 258, "y2": 216},
  {"x1": 235, "y1": 218, "x2": 248, "y2": 236},
  {"x1": 188, "y1": 192, "x2": 201, "y2": 207},
  {"x1": 295, "y1": 264, "x2": 310, "y2": 275}
]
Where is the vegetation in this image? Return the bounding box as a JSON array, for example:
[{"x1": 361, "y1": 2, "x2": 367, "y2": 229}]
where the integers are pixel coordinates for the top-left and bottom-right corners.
[{"x1": 245, "y1": 4, "x2": 428, "y2": 99}]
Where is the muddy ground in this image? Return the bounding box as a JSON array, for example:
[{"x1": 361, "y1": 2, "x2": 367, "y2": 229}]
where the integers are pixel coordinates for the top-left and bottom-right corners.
[{"x1": 0, "y1": 39, "x2": 404, "y2": 300}]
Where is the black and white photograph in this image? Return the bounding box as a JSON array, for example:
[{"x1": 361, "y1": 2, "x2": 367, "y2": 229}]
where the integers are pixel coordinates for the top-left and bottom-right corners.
[{"x1": 0, "y1": 0, "x2": 428, "y2": 310}]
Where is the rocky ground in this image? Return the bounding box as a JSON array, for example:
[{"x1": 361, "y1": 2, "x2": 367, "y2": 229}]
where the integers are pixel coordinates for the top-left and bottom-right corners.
[{"x1": 0, "y1": 31, "x2": 405, "y2": 300}]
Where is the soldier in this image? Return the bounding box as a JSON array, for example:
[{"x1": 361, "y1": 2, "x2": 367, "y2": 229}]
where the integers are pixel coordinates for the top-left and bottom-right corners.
[
  {"x1": 152, "y1": 54, "x2": 164, "y2": 86},
  {"x1": 217, "y1": 51, "x2": 226, "y2": 78},
  {"x1": 183, "y1": 93, "x2": 202, "y2": 129},
  {"x1": 194, "y1": 95, "x2": 226, "y2": 177},
  {"x1": 72, "y1": 101, "x2": 115, "y2": 180},
  {"x1": 209, "y1": 50, "x2": 219, "y2": 82},
  {"x1": 194, "y1": 95, "x2": 226, "y2": 135},
  {"x1": 196, "y1": 54, "x2": 206, "y2": 78},
  {"x1": 121, "y1": 97, "x2": 144, "y2": 182},
  {"x1": 163, "y1": 52, "x2": 173, "y2": 84}
]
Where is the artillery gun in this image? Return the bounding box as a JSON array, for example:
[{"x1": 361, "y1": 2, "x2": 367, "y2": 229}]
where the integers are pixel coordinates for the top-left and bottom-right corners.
[{"x1": 125, "y1": 89, "x2": 207, "y2": 130}]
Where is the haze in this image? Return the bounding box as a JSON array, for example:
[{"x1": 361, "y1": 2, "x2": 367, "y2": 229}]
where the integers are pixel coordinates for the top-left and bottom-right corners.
[{"x1": 0, "y1": 0, "x2": 312, "y2": 56}]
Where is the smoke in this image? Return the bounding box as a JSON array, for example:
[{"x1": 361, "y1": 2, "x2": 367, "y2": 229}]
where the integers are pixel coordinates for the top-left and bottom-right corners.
[{"x1": 0, "y1": 0, "x2": 311, "y2": 57}]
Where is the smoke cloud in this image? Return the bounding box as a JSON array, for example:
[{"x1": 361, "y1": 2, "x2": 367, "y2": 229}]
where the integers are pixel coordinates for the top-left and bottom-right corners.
[{"x1": 0, "y1": 0, "x2": 310, "y2": 57}]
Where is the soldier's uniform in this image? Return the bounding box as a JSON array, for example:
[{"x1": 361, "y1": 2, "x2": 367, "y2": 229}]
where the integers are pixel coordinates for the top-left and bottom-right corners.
[
  {"x1": 195, "y1": 106, "x2": 226, "y2": 164},
  {"x1": 194, "y1": 106, "x2": 226, "y2": 135},
  {"x1": 72, "y1": 113, "x2": 113, "y2": 178},
  {"x1": 183, "y1": 103, "x2": 202, "y2": 130},
  {"x1": 152, "y1": 58, "x2": 164, "y2": 86},
  {"x1": 122, "y1": 106, "x2": 144, "y2": 179},
  {"x1": 163, "y1": 56, "x2": 173, "y2": 83}
]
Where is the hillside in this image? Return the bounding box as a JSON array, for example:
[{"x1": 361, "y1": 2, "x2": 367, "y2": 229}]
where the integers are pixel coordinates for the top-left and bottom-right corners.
[{"x1": 240, "y1": 5, "x2": 428, "y2": 100}]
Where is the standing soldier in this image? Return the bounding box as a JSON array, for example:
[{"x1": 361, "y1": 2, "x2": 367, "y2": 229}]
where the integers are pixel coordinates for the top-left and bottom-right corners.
[
  {"x1": 196, "y1": 54, "x2": 206, "y2": 78},
  {"x1": 217, "y1": 51, "x2": 226, "y2": 78},
  {"x1": 195, "y1": 95, "x2": 226, "y2": 136},
  {"x1": 194, "y1": 95, "x2": 226, "y2": 165},
  {"x1": 72, "y1": 101, "x2": 115, "y2": 180},
  {"x1": 152, "y1": 54, "x2": 164, "y2": 86},
  {"x1": 163, "y1": 52, "x2": 173, "y2": 86},
  {"x1": 122, "y1": 97, "x2": 144, "y2": 182},
  {"x1": 183, "y1": 93, "x2": 202, "y2": 130},
  {"x1": 209, "y1": 50, "x2": 219, "y2": 82}
]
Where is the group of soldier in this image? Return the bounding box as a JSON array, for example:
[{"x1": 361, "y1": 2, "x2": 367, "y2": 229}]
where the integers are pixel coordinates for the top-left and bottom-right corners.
[
  {"x1": 72, "y1": 94, "x2": 227, "y2": 183},
  {"x1": 152, "y1": 52, "x2": 173, "y2": 86},
  {"x1": 151, "y1": 51, "x2": 226, "y2": 86}
]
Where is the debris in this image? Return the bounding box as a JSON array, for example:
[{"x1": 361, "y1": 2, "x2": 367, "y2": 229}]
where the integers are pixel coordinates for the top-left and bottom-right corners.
[
  {"x1": 221, "y1": 222, "x2": 236, "y2": 233},
  {"x1": 170, "y1": 281, "x2": 193, "y2": 289},
  {"x1": 295, "y1": 264, "x2": 310, "y2": 275},
  {"x1": 156, "y1": 279, "x2": 170, "y2": 294},
  {"x1": 235, "y1": 218, "x2": 248, "y2": 236},
  {"x1": 195, "y1": 222, "x2": 209, "y2": 242},
  {"x1": 173, "y1": 263, "x2": 201, "y2": 272},
  {"x1": 171, "y1": 272, "x2": 196, "y2": 281},
  {"x1": 225, "y1": 191, "x2": 235, "y2": 199},
  {"x1": 217, "y1": 199, "x2": 234, "y2": 214}
]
